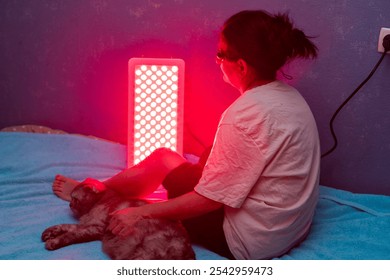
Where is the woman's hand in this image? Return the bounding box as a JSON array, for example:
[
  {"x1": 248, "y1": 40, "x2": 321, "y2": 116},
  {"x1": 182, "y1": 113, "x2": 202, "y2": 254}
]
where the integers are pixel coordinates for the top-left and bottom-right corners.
[
  {"x1": 107, "y1": 207, "x2": 147, "y2": 237},
  {"x1": 107, "y1": 192, "x2": 222, "y2": 237}
]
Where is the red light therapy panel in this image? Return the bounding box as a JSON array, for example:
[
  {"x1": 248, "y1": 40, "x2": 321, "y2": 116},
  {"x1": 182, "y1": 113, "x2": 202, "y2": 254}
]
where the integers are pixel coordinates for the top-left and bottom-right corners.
[{"x1": 128, "y1": 58, "x2": 184, "y2": 166}]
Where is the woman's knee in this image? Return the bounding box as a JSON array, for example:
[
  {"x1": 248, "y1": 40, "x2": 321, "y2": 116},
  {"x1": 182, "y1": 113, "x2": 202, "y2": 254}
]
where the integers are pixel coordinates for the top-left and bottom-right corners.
[
  {"x1": 149, "y1": 148, "x2": 186, "y2": 170},
  {"x1": 150, "y1": 147, "x2": 177, "y2": 158}
]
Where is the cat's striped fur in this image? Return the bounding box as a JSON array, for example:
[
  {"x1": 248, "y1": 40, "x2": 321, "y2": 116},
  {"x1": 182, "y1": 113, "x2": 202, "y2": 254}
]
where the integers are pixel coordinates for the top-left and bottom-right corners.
[{"x1": 42, "y1": 183, "x2": 195, "y2": 260}]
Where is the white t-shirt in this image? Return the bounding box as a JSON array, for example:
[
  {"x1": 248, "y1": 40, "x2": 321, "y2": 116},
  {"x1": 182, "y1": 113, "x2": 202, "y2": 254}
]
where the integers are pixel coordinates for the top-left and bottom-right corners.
[{"x1": 194, "y1": 80, "x2": 320, "y2": 260}]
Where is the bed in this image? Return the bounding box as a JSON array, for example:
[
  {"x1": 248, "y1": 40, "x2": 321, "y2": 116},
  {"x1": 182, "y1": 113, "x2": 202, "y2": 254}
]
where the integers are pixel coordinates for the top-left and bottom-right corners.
[{"x1": 1, "y1": 131, "x2": 389, "y2": 260}]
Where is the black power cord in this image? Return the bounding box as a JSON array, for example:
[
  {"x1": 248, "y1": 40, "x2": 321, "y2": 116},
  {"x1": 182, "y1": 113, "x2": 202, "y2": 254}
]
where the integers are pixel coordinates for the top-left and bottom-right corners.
[{"x1": 321, "y1": 34, "x2": 390, "y2": 158}]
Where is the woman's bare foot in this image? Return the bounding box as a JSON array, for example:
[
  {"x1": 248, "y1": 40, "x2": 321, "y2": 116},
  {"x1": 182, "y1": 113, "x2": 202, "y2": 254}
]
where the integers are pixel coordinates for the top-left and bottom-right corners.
[{"x1": 52, "y1": 175, "x2": 80, "y2": 201}]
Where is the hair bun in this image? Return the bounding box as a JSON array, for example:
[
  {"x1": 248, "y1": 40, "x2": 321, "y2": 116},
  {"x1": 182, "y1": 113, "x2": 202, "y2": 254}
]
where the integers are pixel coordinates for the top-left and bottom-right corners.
[{"x1": 222, "y1": 10, "x2": 318, "y2": 80}]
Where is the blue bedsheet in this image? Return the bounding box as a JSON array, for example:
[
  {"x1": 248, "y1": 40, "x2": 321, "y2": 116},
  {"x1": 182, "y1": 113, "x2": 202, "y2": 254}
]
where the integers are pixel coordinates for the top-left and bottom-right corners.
[
  {"x1": 280, "y1": 186, "x2": 390, "y2": 259},
  {"x1": 0, "y1": 132, "x2": 389, "y2": 260}
]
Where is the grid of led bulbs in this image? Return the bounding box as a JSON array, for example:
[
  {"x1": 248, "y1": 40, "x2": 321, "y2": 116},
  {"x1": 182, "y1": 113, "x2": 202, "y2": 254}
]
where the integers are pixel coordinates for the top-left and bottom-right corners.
[{"x1": 133, "y1": 64, "x2": 180, "y2": 165}]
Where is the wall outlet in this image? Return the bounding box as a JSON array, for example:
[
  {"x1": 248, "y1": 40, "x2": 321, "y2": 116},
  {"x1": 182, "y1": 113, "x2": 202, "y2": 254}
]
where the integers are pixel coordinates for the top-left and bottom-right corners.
[{"x1": 378, "y1": 27, "x2": 390, "y2": 53}]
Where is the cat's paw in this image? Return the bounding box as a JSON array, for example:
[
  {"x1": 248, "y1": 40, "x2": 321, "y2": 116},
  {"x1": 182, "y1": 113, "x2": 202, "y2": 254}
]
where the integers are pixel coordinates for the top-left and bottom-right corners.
[
  {"x1": 41, "y1": 225, "x2": 65, "y2": 241},
  {"x1": 44, "y1": 238, "x2": 61, "y2": 250}
]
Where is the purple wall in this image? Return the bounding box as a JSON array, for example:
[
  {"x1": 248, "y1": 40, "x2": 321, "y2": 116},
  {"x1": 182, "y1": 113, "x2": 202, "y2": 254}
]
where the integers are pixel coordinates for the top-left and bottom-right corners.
[{"x1": 1, "y1": 1, "x2": 389, "y2": 195}]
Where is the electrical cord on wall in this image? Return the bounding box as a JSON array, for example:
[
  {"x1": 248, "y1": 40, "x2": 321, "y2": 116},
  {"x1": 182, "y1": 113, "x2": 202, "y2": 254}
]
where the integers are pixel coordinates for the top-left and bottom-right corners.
[{"x1": 321, "y1": 34, "x2": 390, "y2": 158}]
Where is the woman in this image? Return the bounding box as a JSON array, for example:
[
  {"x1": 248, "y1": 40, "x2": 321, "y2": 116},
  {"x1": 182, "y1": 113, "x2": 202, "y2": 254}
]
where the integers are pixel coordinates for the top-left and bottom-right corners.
[{"x1": 53, "y1": 10, "x2": 320, "y2": 259}]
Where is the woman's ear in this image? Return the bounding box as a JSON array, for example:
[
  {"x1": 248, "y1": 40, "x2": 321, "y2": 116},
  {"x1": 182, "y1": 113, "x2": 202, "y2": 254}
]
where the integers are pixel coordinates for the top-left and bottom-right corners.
[{"x1": 237, "y1": 58, "x2": 249, "y2": 76}]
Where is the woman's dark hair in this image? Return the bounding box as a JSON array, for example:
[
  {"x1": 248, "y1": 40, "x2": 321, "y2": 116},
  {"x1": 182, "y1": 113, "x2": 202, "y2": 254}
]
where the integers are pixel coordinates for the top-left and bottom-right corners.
[{"x1": 221, "y1": 10, "x2": 318, "y2": 80}]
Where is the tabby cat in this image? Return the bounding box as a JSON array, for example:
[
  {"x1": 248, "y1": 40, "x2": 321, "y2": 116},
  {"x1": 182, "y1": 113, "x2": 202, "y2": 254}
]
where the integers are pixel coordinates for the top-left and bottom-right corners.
[{"x1": 41, "y1": 180, "x2": 195, "y2": 260}]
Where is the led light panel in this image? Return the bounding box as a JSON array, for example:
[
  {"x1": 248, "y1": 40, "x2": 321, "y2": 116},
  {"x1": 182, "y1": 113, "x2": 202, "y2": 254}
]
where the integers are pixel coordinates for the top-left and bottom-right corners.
[{"x1": 128, "y1": 58, "x2": 184, "y2": 167}]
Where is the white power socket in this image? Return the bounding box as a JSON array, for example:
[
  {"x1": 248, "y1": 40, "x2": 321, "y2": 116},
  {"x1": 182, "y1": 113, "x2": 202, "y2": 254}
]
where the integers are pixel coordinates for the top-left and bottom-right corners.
[{"x1": 378, "y1": 27, "x2": 390, "y2": 53}]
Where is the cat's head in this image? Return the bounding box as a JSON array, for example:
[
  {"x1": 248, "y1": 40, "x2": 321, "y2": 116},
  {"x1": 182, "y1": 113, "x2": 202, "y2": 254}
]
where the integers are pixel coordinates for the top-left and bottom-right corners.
[{"x1": 69, "y1": 183, "x2": 104, "y2": 218}]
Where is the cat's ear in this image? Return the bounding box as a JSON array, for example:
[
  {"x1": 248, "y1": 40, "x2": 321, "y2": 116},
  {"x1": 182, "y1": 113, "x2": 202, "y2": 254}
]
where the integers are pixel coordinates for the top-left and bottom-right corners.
[
  {"x1": 91, "y1": 186, "x2": 98, "y2": 193},
  {"x1": 91, "y1": 185, "x2": 103, "y2": 193},
  {"x1": 83, "y1": 178, "x2": 106, "y2": 193}
]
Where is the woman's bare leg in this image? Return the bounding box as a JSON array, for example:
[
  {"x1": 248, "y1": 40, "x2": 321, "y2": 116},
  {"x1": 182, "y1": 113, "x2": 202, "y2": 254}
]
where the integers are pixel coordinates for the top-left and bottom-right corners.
[
  {"x1": 103, "y1": 148, "x2": 186, "y2": 197},
  {"x1": 52, "y1": 148, "x2": 186, "y2": 201},
  {"x1": 52, "y1": 175, "x2": 80, "y2": 201}
]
